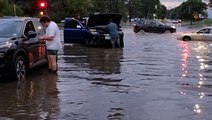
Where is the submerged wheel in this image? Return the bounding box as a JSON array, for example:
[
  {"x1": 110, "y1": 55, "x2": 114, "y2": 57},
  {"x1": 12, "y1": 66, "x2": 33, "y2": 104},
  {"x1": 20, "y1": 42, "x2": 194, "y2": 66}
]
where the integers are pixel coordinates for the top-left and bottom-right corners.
[
  {"x1": 165, "y1": 30, "x2": 171, "y2": 33},
  {"x1": 133, "y1": 28, "x2": 140, "y2": 33},
  {"x1": 12, "y1": 56, "x2": 27, "y2": 81},
  {"x1": 85, "y1": 38, "x2": 90, "y2": 46},
  {"x1": 183, "y1": 36, "x2": 191, "y2": 41},
  {"x1": 140, "y1": 29, "x2": 145, "y2": 34}
]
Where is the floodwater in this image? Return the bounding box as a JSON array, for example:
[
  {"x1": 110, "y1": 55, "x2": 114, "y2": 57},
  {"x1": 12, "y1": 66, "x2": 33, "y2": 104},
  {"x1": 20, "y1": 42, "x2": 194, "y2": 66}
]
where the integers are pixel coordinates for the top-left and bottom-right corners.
[{"x1": 1, "y1": 25, "x2": 212, "y2": 120}]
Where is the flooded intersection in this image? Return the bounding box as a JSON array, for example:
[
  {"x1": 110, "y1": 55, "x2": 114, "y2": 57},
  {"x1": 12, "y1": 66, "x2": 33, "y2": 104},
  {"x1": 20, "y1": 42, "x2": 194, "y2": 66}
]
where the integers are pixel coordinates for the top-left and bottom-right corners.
[{"x1": 1, "y1": 26, "x2": 212, "y2": 120}]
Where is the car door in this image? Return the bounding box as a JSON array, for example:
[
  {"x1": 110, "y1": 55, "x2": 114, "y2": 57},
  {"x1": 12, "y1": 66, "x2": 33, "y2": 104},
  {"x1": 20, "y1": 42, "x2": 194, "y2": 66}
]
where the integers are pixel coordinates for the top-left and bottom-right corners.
[
  {"x1": 201, "y1": 28, "x2": 212, "y2": 41},
  {"x1": 149, "y1": 20, "x2": 161, "y2": 33},
  {"x1": 153, "y1": 21, "x2": 165, "y2": 33},
  {"x1": 143, "y1": 20, "x2": 151, "y2": 32},
  {"x1": 64, "y1": 19, "x2": 85, "y2": 43},
  {"x1": 23, "y1": 20, "x2": 41, "y2": 66},
  {"x1": 196, "y1": 28, "x2": 210, "y2": 40},
  {"x1": 32, "y1": 20, "x2": 46, "y2": 61}
]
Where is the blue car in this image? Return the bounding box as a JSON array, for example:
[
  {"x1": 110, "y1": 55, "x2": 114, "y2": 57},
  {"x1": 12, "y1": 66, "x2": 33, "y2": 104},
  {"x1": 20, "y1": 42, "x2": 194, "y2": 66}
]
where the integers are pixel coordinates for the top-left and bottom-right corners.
[
  {"x1": 63, "y1": 13, "x2": 124, "y2": 48},
  {"x1": 64, "y1": 18, "x2": 91, "y2": 44}
]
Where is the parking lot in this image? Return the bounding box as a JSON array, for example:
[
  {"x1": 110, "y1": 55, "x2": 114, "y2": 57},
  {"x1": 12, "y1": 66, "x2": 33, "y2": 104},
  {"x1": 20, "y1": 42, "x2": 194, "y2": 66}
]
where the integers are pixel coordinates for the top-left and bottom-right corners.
[{"x1": 1, "y1": 24, "x2": 212, "y2": 120}]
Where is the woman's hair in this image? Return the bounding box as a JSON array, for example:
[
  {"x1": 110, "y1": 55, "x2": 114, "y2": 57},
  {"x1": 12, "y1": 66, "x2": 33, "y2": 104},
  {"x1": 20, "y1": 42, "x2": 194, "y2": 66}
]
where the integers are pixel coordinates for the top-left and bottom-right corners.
[{"x1": 39, "y1": 16, "x2": 51, "y2": 23}]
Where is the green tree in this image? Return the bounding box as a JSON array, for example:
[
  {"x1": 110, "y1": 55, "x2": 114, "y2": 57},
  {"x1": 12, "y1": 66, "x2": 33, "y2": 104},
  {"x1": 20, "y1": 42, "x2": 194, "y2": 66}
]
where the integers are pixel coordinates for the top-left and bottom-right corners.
[
  {"x1": 0, "y1": 0, "x2": 8, "y2": 16},
  {"x1": 48, "y1": 0, "x2": 94, "y2": 22},
  {"x1": 156, "y1": 4, "x2": 167, "y2": 19},
  {"x1": 0, "y1": 0, "x2": 23, "y2": 16},
  {"x1": 132, "y1": 0, "x2": 160, "y2": 18},
  {"x1": 169, "y1": 0, "x2": 207, "y2": 23}
]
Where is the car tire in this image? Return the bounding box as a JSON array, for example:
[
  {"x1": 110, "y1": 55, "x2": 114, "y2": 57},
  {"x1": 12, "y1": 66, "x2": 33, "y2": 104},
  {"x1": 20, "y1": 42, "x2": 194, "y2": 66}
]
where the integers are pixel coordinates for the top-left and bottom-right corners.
[
  {"x1": 133, "y1": 28, "x2": 140, "y2": 33},
  {"x1": 165, "y1": 30, "x2": 171, "y2": 33},
  {"x1": 85, "y1": 38, "x2": 90, "y2": 46},
  {"x1": 183, "y1": 36, "x2": 191, "y2": 41},
  {"x1": 12, "y1": 56, "x2": 27, "y2": 81},
  {"x1": 140, "y1": 29, "x2": 145, "y2": 34},
  {"x1": 120, "y1": 38, "x2": 124, "y2": 48}
]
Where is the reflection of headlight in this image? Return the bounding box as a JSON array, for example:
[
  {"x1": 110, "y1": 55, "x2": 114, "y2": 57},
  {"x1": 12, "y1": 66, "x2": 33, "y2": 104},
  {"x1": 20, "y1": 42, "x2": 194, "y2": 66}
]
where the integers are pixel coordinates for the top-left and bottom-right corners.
[
  {"x1": 91, "y1": 31, "x2": 98, "y2": 35},
  {"x1": 0, "y1": 41, "x2": 12, "y2": 48}
]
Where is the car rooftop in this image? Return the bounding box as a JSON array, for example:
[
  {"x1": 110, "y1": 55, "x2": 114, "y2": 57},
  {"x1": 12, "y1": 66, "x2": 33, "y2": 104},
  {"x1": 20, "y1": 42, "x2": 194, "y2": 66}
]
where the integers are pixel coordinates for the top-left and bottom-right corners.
[
  {"x1": 204, "y1": 26, "x2": 212, "y2": 28},
  {"x1": 0, "y1": 16, "x2": 39, "y2": 21}
]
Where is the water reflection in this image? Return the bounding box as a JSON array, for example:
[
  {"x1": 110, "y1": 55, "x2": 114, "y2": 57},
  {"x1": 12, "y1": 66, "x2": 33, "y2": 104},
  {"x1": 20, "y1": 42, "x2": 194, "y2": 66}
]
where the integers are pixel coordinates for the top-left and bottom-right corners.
[
  {"x1": 17, "y1": 79, "x2": 26, "y2": 101},
  {"x1": 62, "y1": 44, "x2": 123, "y2": 75},
  {"x1": 178, "y1": 41, "x2": 190, "y2": 78},
  {"x1": 194, "y1": 104, "x2": 202, "y2": 114},
  {"x1": 179, "y1": 40, "x2": 212, "y2": 117},
  {"x1": 0, "y1": 68, "x2": 60, "y2": 120},
  {"x1": 194, "y1": 41, "x2": 212, "y2": 88}
]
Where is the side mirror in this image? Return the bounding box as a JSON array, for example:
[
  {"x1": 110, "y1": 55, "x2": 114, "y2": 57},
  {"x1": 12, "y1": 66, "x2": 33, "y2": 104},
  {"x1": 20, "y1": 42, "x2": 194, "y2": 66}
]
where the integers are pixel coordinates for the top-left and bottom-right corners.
[
  {"x1": 27, "y1": 31, "x2": 37, "y2": 38},
  {"x1": 76, "y1": 25, "x2": 82, "y2": 29}
]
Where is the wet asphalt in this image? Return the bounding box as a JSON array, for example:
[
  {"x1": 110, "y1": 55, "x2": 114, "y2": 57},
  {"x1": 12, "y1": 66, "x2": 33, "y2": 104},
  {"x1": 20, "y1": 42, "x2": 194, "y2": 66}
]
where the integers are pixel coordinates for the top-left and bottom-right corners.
[{"x1": 1, "y1": 24, "x2": 212, "y2": 120}]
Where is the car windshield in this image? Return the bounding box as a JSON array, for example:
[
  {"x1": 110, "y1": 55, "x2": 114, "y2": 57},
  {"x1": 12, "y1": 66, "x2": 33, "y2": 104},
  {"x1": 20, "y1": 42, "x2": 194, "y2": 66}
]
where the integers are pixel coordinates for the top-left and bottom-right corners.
[
  {"x1": 155, "y1": 21, "x2": 165, "y2": 25},
  {"x1": 0, "y1": 20, "x2": 22, "y2": 37}
]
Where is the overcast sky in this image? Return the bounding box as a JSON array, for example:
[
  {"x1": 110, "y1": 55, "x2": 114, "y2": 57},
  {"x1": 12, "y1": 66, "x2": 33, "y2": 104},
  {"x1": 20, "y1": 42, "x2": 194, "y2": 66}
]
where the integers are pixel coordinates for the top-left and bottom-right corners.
[
  {"x1": 160, "y1": 0, "x2": 182, "y2": 9},
  {"x1": 160, "y1": 0, "x2": 209, "y2": 9}
]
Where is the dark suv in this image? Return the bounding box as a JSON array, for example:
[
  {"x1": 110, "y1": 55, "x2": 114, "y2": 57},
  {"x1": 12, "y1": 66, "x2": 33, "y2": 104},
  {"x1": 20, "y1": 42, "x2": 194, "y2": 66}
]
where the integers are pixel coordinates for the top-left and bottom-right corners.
[
  {"x1": 64, "y1": 13, "x2": 124, "y2": 48},
  {"x1": 133, "y1": 19, "x2": 176, "y2": 33},
  {"x1": 0, "y1": 17, "x2": 47, "y2": 81}
]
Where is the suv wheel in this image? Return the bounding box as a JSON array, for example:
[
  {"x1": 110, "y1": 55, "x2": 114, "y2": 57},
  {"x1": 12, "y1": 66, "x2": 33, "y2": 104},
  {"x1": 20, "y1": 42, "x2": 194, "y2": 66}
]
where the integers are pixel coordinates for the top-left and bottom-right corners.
[
  {"x1": 13, "y1": 56, "x2": 27, "y2": 81},
  {"x1": 133, "y1": 27, "x2": 140, "y2": 33},
  {"x1": 165, "y1": 30, "x2": 171, "y2": 33},
  {"x1": 140, "y1": 29, "x2": 145, "y2": 34},
  {"x1": 85, "y1": 38, "x2": 90, "y2": 46}
]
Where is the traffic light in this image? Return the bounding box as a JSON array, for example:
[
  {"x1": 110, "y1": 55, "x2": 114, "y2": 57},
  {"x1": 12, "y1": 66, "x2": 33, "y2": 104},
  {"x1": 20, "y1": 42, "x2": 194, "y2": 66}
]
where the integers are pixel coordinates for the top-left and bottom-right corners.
[
  {"x1": 37, "y1": 1, "x2": 47, "y2": 16},
  {"x1": 39, "y1": 11, "x2": 44, "y2": 15},
  {"x1": 38, "y1": 1, "x2": 46, "y2": 8}
]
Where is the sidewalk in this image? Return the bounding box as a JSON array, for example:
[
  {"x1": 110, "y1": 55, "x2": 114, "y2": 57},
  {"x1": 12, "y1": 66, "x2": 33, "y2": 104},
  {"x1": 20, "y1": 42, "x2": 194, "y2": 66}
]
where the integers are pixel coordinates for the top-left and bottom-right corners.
[{"x1": 181, "y1": 21, "x2": 210, "y2": 29}]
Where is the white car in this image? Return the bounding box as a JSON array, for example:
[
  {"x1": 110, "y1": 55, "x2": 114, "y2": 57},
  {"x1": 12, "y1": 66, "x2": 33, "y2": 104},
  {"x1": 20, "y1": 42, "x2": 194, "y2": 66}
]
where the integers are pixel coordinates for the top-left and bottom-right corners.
[{"x1": 177, "y1": 27, "x2": 212, "y2": 41}]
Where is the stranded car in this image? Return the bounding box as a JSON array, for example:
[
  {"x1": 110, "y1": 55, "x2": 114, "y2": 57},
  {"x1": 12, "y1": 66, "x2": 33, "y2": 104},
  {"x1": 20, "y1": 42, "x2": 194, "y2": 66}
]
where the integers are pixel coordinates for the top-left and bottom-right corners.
[
  {"x1": 177, "y1": 27, "x2": 212, "y2": 41},
  {"x1": 172, "y1": 19, "x2": 182, "y2": 24},
  {"x1": 133, "y1": 19, "x2": 176, "y2": 33},
  {"x1": 63, "y1": 13, "x2": 124, "y2": 48},
  {"x1": 0, "y1": 17, "x2": 47, "y2": 81}
]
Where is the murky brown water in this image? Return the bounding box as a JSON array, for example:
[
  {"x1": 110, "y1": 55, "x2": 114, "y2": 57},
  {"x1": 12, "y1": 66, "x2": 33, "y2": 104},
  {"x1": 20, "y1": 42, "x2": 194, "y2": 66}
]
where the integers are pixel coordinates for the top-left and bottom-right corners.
[{"x1": 1, "y1": 25, "x2": 212, "y2": 120}]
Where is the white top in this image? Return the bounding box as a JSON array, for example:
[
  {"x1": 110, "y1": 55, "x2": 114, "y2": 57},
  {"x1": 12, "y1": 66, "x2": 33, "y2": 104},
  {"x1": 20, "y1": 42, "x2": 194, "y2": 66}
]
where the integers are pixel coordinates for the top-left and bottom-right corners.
[{"x1": 45, "y1": 21, "x2": 62, "y2": 50}]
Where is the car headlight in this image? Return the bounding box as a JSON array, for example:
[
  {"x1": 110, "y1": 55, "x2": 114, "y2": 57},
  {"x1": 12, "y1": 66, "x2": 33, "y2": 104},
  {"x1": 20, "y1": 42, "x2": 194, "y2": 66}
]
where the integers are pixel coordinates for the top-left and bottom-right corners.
[
  {"x1": 104, "y1": 34, "x2": 111, "y2": 40},
  {"x1": 171, "y1": 25, "x2": 176, "y2": 29},
  {"x1": 89, "y1": 29, "x2": 98, "y2": 35},
  {"x1": 91, "y1": 31, "x2": 98, "y2": 35},
  {"x1": 0, "y1": 41, "x2": 12, "y2": 48}
]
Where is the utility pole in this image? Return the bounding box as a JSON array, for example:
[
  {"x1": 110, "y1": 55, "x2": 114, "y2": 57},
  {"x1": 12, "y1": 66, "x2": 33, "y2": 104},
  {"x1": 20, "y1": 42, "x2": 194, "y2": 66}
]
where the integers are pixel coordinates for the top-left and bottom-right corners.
[
  {"x1": 189, "y1": 6, "x2": 192, "y2": 25},
  {"x1": 128, "y1": 0, "x2": 132, "y2": 23},
  {"x1": 13, "y1": 4, "x2": 16, "y2": 16}
]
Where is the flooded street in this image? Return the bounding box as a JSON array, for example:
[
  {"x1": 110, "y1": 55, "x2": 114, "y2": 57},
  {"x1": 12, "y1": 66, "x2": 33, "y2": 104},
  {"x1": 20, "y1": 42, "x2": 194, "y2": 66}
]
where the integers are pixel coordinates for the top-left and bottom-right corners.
[{"x1": 1, "y1": 25, "x2": 212, "y2": 120}]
